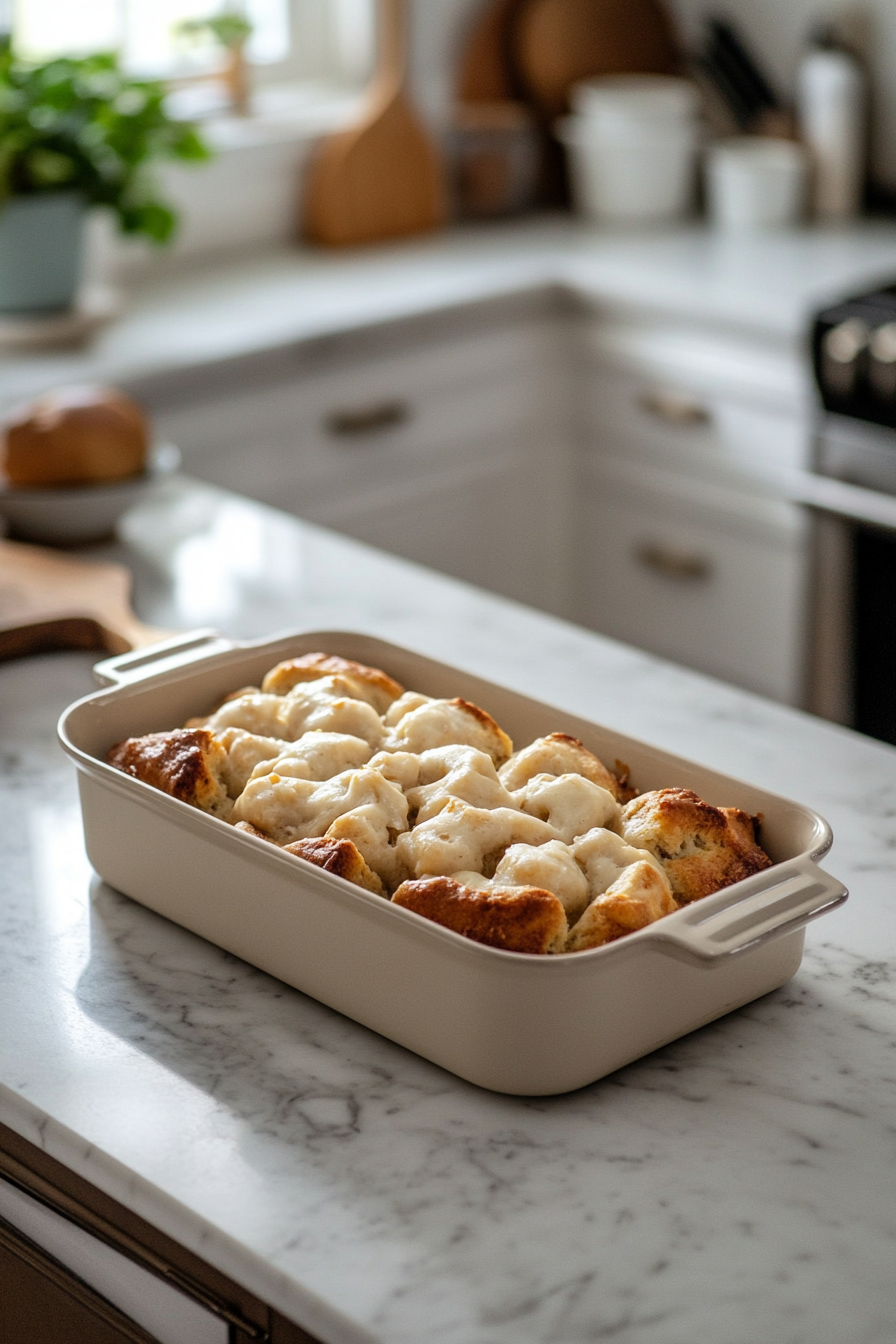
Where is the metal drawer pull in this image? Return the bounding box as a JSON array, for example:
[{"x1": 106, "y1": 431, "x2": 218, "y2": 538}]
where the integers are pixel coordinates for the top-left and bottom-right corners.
[
  {"x1": 635, "y1": 543, "x2": 713, "y2": 581},
  {"x1": 638, "y1": 390, "x2": 712, "y2": 427},
  {"x1": 325, "y1": 399, "x2": 411, "y2": 437}
]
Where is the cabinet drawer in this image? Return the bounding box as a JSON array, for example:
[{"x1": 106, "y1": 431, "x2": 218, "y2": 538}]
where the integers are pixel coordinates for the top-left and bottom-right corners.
[
  {"x1": 307, "y1": 439, "x2": 571, "y2": 615},
  {"x1": 152, "y1": 321, "x2": 559, "y2": 507},
  {"x1": 575, "y1": 457, "x2": 809, "y2": 704},
  {"x1": 584, "y1": 362, "x2": 810, "y2": 484}
]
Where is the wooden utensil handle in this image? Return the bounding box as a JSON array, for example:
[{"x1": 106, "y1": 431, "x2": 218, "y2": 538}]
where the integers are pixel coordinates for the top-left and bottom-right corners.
[{"x1": 374, "y1": 0, "x2": 408, "y2": 99}]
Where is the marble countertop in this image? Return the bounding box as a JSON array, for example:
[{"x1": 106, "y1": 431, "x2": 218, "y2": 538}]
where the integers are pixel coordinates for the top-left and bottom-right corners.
[
  {"x1": 5, "y1": 216, "x2": 896, "y2": 411},
  {"x1": 1, "y1": 476, "x2": 895, "y2": 1344}
]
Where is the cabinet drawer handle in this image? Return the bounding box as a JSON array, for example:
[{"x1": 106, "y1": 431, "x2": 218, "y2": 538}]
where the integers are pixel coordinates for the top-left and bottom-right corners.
[
  {"x1": 638, "y1": 391, "x2": 712, "y2": 428},
  {"x1": 324, "y1": 399, "x2": 411, "y2": 437},
  {"x1": 635, "y1": 543, "x2": 713, "y2": 581}
]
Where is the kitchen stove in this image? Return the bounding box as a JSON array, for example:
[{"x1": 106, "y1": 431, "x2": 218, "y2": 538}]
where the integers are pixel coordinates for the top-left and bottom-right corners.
[
  {"x1": 813, "y1": 283, "x2": 896, "y2": 744},
  {"x1": 814, "y1": 285, "x2": 896, "y2": 491}
]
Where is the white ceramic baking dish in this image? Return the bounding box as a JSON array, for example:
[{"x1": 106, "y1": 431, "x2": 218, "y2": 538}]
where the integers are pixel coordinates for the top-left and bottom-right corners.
[{"x1": 59, "y1": 629, "x2": 847, "y2": 1096}]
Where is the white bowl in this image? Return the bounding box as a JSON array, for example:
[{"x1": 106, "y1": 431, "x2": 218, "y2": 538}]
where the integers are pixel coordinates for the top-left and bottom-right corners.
[{"x1": 0, "y1": 442, "x2": 180, "y2": 545}]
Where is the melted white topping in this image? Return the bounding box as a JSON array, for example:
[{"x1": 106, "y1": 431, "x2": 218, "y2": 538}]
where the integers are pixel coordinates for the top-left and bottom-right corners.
[
  {"x1": 513, "y1": 773, "x2": 620, "y2": 844},
  {"x1": 396, "y1": 799, "x2": 555, "y2": 878},
  {"x1": 572, "y1": 828, "x2": 665, "y2": 900}
]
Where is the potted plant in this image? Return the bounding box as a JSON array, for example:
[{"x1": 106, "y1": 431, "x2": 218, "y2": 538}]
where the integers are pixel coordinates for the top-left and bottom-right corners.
[{"x1": 0, "y1": 38, "x2": 210, "y2": 314}]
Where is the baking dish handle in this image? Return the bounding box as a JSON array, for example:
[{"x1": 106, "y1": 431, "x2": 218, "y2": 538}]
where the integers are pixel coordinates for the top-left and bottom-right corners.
[
  {"x1": 92, "y1": 629, "x2": 235, "y2": 687},
  {"x1": 648, "y1": 857, "x2": 848, "y2": 965}
]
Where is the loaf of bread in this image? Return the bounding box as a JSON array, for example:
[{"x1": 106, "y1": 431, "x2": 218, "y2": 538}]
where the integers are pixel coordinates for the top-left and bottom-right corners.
[{"x1": 2, "y1": 385, "x2": 149, "y2": 488}]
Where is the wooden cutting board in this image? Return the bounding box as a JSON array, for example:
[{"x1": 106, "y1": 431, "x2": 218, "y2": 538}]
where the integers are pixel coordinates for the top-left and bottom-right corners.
[
  {"x1": 512, "y1": 0, "x2": 679, "y2": 118},
  {"x1": 457, "y1": 0, "x2": 523, "y2": 103},
  {"x1": 303, "y1": 0, "x2": 446, "y2": 247},
  {"x1": 0, "y1": 538, "x2": 169, "y2": 661}
]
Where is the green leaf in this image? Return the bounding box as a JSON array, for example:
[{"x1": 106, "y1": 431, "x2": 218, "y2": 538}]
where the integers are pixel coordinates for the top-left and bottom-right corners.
[
  {"x1": 0, "y1": 43, "x2": 211, "y2": 242},
  {"x1": 24, "y1": 147, "x2": 76, "y2": 185}
]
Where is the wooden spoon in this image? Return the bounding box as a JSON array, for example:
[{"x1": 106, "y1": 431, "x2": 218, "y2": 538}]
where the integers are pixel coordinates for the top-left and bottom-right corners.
[
  {"x1": 0, "y1": 539, "x2": 169, "y2": 661},
  {"x1": 303, "y1": 0, "x2": 447, "y2": 247},
  {"x1": 512, "y1": 0, "x2": 679, "y2": 119}
]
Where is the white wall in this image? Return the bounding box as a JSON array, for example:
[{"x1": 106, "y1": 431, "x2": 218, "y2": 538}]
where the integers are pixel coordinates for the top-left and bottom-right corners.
[{"x1": 413, "y1": 0, "x2": 896, "y2": 189}]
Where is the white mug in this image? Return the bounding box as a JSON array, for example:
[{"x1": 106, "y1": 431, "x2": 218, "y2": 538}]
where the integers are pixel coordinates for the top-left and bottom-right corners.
[{"x1": 706, "y1": 138, "x2": 808, "y2": 232}]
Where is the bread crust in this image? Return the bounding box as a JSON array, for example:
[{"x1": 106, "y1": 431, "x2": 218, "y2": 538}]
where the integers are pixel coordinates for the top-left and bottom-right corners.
[
  {"x1": 392, "y1": 876, "x2": 567, "y2": 954},
  {"x1": 283, "y1": 837, "x2": 387, "y2": 897},
  {"x1": 566, "y1": 859, "x2": 678, "y2": 951},
  {"x1": 499, "y1": 732, "x2": 621, "y2": 799},
  {"x1": 261, "y1": 653, "x2": 404, "y2": 712},
  {"x1": 4, "y1": 386, "x2": 148, "y2": 487},
  {"x1": 107, "y1": 729, "x2": 231, "y2": 819},
  {"x1": 620, "y1": 788, "x2": 772, "y2": 903}
]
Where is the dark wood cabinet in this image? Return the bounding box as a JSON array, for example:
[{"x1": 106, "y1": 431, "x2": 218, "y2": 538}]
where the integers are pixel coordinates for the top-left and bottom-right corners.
[
  {"x1": 0, "y1": 1123, "x2": 321, "y2": 1344},
  {"x1": 1, "y1": 1217, "x2": 159, "y2": 1344}
]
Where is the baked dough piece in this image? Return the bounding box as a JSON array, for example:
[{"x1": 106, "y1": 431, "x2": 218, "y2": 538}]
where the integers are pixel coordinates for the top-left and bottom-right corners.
[
  {"x1": 283, "y1": 837, "x2": 386, "y2": 897},
  {"x1": 280, "y1": 678, "x2": 385, "y2": 746},
  {"x1": 513, "y1": 772, "x2": 620, "y2": 844},
  {"x1": 385, "y1": 697, "x2": 512, "y2": 765},
  {"x1": 571, "y1": 827, "x2": 667, "y2": 897},
  {"x1": 232, "y1": 766, "x2": 408, "y2": 888},
  {"x1": 203, "y1": 691, "x2": 288, "y2": 740},
  {"x1": 499, "y1": 732, "x2": 620, "y2": 798},
  {"x1": 620, "y1": 788, "x2": 772, "y2": 903},
  {"x1": 261, "y1": 653, "x2": 404, "y2": 714},
  {"x1": 231, "y1": 823, "x2": 387, "y2": 897},
  {"x1": 383, "y1": 691, "x2": 432, "y2": 726},
  {"x1": 399, "y1": 745, "x2": 518, "y2": 822},
  {"x1": 213, "y1": 727, "x2": 291, "y2": 797},
  {"x1": 396, "y1": 799, "x2": 556, "y2": 879},
  {"x1": 232, "y1": 765, "x2": 407, "y2": 844},
  {"x1": 246, "y1": 732, "x2": 373, "y2": 785},
  {"x1": 392, "y1": 876, "x2": 568, "y2": 954},
  {"x1": 566, "y1": 860, "x2": 678, "y2": 951},
  {"x1": 107, "y1": 729, "x2": 232, "y2": 820},
  {"x1": 491, "y1": 839, "x2": 590, "y2": 921},
  {"x1": 204, "y1": 678, "x2": 384, "y2": 748},
  {"x1": 366, "y1": 750, "x2": 424, "y2": 792}
]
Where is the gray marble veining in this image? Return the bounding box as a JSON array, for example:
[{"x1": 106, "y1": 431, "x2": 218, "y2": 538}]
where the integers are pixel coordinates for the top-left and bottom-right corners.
[{"x1": 2, "y1": 480, "x2": 895, "y2": 1344}]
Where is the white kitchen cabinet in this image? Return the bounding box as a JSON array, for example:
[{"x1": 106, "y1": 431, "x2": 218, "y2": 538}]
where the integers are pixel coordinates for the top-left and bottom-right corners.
[
  {"x1": 573, "y1": 312, "x2": 812, "y2": 705},
  {"x1": 141, "y1": 294, "x2": 815, "y2": 707},
  {"x1": 147, "y1": 302, "x2": 575, "y2": 619},
  {"x1": 575, "y1": 454, "x2": 810, "y2": 704}
]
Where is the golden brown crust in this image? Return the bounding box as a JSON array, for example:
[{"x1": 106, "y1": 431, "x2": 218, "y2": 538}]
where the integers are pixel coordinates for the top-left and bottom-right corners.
[
  {"x1": 233, "y1": 820, "x2": 273, "y2": 841},
  {"x1": 261, "y1": 653, "x2": 404, "y2": 712},
  {"x1": 566, "y1": 860, "x2": 678, "y2": 951},
  {"x1": 283, "y1": 837, "x2": 386, "y2": 897},
  {"x1": 392, "y1": 876, "x2": 567, "y2": 954},
  {"x1": 499, "y1": 732, "x2": 621, "y2": 799},
  {"x1": 3, "y1": 386, "x2": 148, "y2": 487},
  {"x1": 620, "y1": 788, "x2": 772, "y2": 904},
  {"x1": 106, "y1": 729, "x2": 232, "y2": 819}
]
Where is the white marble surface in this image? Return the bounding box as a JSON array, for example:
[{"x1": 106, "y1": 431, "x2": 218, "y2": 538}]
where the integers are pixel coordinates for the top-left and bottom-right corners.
[
  {"x1": 5, "y1": 216, "x2": 896, "y2": 410},
  {"x1": 1, "y1": 478, "x2": 896, "y2": 1343}
]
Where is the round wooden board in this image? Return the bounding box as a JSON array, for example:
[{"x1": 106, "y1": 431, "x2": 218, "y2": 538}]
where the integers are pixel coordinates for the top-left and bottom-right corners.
[{"x1": 512, "y1": 0, "x2": 679, "y2": 118}]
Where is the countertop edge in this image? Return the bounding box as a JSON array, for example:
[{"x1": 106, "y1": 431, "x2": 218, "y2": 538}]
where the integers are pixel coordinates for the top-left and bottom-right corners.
[{"x1": 0, "y1": 1086, "x2": 378, "y2": 1344}]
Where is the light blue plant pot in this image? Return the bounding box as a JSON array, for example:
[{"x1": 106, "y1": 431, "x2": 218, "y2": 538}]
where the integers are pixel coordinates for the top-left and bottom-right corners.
[{"x1": 0, "y1": 192, "x2": 86, "y2": 314}]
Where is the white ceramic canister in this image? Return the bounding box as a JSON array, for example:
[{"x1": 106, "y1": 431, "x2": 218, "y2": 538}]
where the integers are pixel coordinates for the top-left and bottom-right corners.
[
  {"x1": 571, "y1": 74, "x2": 701, "y2": 128},
  {"x1": 558, "y1": 115, "x2": 699, "y2": 224},
  {"x1": 706, "y1": 137, "x2": 809, "y2": 232},
  {"x1": 797, "y1": 46, "x2": 866, "y2": 220}
]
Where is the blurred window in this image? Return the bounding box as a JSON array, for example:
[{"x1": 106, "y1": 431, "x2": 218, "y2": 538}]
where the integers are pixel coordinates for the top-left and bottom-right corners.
[{"x1": 11, "y1": 0, "x2": 373, "y2": 86}]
